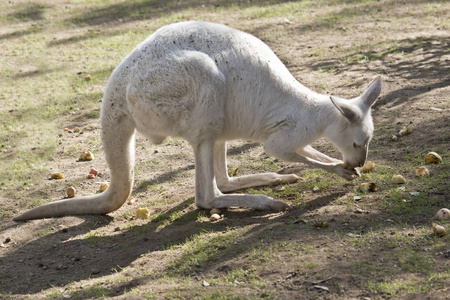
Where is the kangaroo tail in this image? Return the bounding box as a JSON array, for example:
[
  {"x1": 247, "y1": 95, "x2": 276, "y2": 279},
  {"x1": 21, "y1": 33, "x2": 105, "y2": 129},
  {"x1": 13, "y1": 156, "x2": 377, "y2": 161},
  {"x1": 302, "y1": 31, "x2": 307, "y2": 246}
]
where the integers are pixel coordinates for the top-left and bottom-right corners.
[
  {"x1": 13, "y1": 187, "x2": 129, "y2": 221},
  {"x1": 14, "y1": 86, "x2": 137, "y2": 221}
]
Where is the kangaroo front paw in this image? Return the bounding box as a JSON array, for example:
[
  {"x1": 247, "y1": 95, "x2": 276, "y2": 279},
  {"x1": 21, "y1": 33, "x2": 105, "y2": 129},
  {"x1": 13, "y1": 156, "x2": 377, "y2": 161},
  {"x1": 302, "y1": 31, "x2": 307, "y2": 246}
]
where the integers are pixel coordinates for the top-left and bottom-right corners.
[
  {"x1": 277, "y1": 174, "x2": 300, "y2": 184},
  {"x1": 268, "y1": 199, "x2": 292, "y2": 211},
  {"x1": 335, "y1": 164, "x2": 360, "y2": 181}
]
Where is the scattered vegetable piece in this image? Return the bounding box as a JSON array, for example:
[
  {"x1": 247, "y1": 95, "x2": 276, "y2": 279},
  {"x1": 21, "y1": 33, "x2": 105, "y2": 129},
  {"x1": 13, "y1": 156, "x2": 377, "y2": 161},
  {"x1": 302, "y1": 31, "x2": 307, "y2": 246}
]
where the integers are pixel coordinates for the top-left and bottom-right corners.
[
  {"x1": 210, "y1": 214, "x2": 221, "y2": 221},
  {"x1": 99, "y1": 182, "x2": 109, "y2": 192},
  {"x1": 360, "y1": 182, "x2": 377, "y2": 192},
  {"x1": 361, "y1": 161, "x2": 375, "y2": 172},
  {"x1": 415, "y1": 166, "x2": 430, "y2": 177},
  {"x1": 391, "y1": 174, "x2": 406, "y2": 184},
  {"x1": 210, "y1": 208, "x2": 221, "y2": 215},
  {"x1": 79, "y1": 151, "x2": 94, "y2": 161},
  {"x1": 66, "y1": 187, "x2": 76, "y2": 198},
  {"x1": 136, "y1": 208, "x2": 150, "y2": 219},
  {"x1": 424, "y1": 152, "x2": 442, "y2": 164},
  {"x1": 431, "y1": 223, "x2": 446, "y2": 237},
  {"x1": 436, "y1": 208, "x2": 450, "y2": 220},
  {"x1": 89, "y1": 168, "x2": 98, "y2": 176},
  {"x1": 398, "y1": 125, "x2": 412, "y2": 136},
  {"x1": 51, "y1": 173, "x2": 64, "y2": 180}
]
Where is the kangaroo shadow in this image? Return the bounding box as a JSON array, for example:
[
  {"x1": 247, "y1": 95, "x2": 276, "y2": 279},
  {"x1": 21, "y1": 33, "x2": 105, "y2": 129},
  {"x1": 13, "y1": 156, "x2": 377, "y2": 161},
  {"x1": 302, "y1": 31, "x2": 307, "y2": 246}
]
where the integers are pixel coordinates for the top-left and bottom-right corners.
[{"x1": 0, "y1": 191, "x2": 339, "y2": 296}]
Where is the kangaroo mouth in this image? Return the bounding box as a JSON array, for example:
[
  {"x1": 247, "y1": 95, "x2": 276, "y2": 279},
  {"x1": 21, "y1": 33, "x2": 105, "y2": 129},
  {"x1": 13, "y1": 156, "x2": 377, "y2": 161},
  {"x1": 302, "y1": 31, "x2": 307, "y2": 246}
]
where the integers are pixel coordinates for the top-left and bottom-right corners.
[{"x1": 344, "y1": 161, "x2": 364, "y2": 169}]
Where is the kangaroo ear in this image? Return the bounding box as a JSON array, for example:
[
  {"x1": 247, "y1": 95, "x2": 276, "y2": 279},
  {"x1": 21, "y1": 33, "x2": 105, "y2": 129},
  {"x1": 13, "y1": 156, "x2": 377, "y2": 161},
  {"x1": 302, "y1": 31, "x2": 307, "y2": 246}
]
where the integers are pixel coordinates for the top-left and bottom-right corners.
[
  {"x1": 360, "y1": 75, "x2": 382, "y2": 108},
  {"x1": 330, "y1": 96, "x2": 361, "y2": 124}
]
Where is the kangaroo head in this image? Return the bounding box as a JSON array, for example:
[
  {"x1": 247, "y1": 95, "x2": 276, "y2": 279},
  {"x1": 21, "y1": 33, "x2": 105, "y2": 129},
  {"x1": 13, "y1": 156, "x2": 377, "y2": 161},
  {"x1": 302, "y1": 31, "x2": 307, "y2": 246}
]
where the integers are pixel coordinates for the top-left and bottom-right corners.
[{"x1": 327, "y1": 76, "x2": 382, "y2": 168}]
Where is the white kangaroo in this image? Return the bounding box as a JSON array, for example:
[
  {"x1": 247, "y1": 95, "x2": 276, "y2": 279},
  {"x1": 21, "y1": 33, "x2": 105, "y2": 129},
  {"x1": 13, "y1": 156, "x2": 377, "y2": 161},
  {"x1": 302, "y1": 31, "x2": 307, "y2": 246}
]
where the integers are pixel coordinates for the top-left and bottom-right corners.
[{"x1": 14, "y1": 21, "x2": 381, "y2": 221}]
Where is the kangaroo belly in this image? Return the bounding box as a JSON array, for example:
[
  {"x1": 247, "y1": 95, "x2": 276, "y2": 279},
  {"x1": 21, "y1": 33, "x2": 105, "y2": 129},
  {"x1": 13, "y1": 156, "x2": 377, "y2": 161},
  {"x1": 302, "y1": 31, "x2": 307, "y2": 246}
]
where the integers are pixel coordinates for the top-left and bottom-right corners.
[{"x1": 125, "y1": 50, "x2": 227, "y2": 144}]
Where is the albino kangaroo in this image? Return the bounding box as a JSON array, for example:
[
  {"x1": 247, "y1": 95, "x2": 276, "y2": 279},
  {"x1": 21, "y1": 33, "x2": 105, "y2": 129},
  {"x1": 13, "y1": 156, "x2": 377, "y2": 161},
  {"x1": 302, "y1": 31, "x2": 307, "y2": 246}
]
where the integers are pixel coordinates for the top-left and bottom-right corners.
[{"x1": 14, "y1": 21, "x2": 381, "y2": 221}]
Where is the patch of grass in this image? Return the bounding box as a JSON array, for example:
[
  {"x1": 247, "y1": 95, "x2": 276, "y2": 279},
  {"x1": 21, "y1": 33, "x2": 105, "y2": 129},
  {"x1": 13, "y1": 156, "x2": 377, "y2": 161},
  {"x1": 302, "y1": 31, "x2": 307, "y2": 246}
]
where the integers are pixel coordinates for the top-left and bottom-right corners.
[{"x1": 168, "y1": 228, "x2": 242, "y2": 275}]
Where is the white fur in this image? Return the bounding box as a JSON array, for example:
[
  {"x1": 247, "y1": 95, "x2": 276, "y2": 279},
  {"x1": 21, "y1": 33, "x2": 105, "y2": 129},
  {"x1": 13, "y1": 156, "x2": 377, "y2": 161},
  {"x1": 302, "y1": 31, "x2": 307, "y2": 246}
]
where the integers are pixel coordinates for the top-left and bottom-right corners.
[{"x1": 14, "y1": 21, "x2": 382, "y2": 220}]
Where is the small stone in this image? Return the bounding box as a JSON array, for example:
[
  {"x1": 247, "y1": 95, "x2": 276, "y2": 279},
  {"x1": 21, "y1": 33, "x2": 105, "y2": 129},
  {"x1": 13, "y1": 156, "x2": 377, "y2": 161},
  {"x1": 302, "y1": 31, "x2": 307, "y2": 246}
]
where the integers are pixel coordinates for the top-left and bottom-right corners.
[
  {"x1": 354, "y1": 208, "x2": 364, "y2": 214},
  {"x1": 424, "y1": 152, "x2": 442, "y2": 164},
  {"x1": 391, "y1": 174, "x2": 406, "y2": 184},
  {"x1": 313, "y1": 186, "x2": 320, "y2": 192},
  {"x1": 202, "y1": 280, "x2": 210, "y2": 287},
  {"x1": 391, "y1": 135, "x2": 398, "y2": 141},
  {"x1": 314, "y1": 221, "x2": 329, "y2": 228}
]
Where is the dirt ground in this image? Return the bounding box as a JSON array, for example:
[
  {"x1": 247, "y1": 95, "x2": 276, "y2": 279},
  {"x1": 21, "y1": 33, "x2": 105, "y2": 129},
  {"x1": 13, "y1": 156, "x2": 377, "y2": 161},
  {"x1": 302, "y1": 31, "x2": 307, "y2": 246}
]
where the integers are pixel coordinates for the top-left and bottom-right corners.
[{"x1": 0, "y1": 0, "x2": 449, "y2": 299}]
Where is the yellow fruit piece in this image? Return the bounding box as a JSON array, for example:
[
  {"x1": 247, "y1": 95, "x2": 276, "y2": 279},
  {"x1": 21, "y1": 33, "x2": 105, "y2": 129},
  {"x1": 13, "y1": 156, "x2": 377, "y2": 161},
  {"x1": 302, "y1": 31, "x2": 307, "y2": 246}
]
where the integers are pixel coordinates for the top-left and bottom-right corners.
[
  {"x1": 415, "y1": 166, "x2": 430, "y2": 177},
  {"x1": 66, "y1": 187, "x2": 76, "y2": 198},
  {"x1": 99, "y1": 182, "x2": 109, "y2": 192},
  {"x1": 431, "y1": 223, "x2": 446, "y2": 237},
  {"x1": 391, "y1": 174, "x2": 406, "y2": 184},
  {"x1": 84, "y1": 75, "x2": 91, "y2": 81},
  {"x1": 136, "y1": 208, "x2": 150, "y2": 219},
  {"x1": 51, "y1": 172, "x2": 64, "y2": 180},
  {"x1": 436, "y1": 208, "x2": 450, "y2": 220},
  {"x1": 79, "y1": 151, "x2": 94, "y2": 161},
  {"x1": 360, "y1": 182, "x2": 377, "y2": 192},
  {"x1": 398, "y1": 125, "x2": 412, "y2": 136},
  {"x1": 228, "y1": 167, "x2": 239, "y2": 177},
  {"x1": 210, "y1": 208, "x2": 221, "y2": 215},
  {"x1": 361, "y1": 161, "x2": 375, "y2": 172},
  {"x1": 424, "y1": 152, "x2": 442, "y2": 164},
  {"x1": 210, "y1": 213, "x2": 221, "y2": 221}
]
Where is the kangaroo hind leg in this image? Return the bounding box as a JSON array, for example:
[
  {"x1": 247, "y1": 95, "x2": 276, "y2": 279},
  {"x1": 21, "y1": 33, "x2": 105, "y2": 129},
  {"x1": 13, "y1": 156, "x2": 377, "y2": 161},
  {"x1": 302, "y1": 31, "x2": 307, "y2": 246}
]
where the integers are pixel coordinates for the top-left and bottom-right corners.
[
  {"x1": 213, "y1": 141, "x2": 299, "y2": 193},
  {"x1": 194, "y1": 139, "x2": 290, "y2": 211}
]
